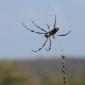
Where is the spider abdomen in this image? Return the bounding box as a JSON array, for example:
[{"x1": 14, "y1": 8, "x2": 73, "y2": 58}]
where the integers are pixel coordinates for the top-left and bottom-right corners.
[
  {"x1": 50, "y1": 28, "x2": 58, "y2": 35},
  {"x1": 44, "y1": 28, "x2": 59, "y2": 38}
]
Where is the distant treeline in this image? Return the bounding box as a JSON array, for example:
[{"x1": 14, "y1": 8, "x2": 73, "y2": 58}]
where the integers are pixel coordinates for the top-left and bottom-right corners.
[{"x1": 0, "y1": 58, "x2": 85, "y2": 85}]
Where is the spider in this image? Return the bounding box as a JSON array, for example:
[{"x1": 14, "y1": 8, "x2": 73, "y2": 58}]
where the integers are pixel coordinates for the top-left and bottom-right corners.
[{"x1": 22, "y1": 15, "x2": 71, "y2": 52}]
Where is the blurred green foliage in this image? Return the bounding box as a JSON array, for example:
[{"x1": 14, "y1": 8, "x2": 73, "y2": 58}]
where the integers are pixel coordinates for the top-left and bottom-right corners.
[
  {"x1": 0, "y1": 60, "x2": 85, "y2": 85},
  {"x1": 0, "y1": 61, "x2": 33, "y2": 85}
]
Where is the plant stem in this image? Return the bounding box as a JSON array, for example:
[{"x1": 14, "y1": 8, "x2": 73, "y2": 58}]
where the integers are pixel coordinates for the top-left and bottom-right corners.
[{"x1": 61, "y1": 49, "x2": 67, "y2": 85}]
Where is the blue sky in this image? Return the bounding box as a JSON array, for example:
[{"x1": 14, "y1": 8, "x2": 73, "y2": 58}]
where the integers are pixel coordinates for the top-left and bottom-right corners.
[{"x1": 0, "y1": 0, "x2": 85, "y2": 59}]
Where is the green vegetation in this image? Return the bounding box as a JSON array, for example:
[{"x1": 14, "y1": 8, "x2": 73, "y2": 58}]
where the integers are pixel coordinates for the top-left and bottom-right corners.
[
  {"x1": 0, "y1": 61, "x2": 33, "y2": 85},
  {"x1": 0, "y1": 59, "x2": 85, "y2": 85}
]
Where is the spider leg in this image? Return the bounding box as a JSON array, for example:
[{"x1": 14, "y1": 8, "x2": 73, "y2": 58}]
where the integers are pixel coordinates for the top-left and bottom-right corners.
[
  {"x1": 54, "y1": 15, "x2": 56, "y2": 28},
  {"x1": 32, "y1": 20, "x2": 47, "y2": 32},
  {"x1": 52, "y1": 35, "x2": 55, "y2": 39},
  {"x1": 47, "y1": 24, "x2": 50, "y2": 31},
  {"x1": 58, "y1": 30, "x2": 71, "y2": 36},
  {"x1": 22, "y1": 23, "x2": 45, "y2": 34},
  {"x1": 32, "y1": 38, "x2": 48, "y2": 52},
  {"x1": 46, "y1": 37, "x2": 51, "y2": 51}
]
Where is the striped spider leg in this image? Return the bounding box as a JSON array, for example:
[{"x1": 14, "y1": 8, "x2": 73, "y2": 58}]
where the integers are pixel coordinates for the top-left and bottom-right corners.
[{"x1": 22, "y1": 15, "x2": 71, "y2": 52}]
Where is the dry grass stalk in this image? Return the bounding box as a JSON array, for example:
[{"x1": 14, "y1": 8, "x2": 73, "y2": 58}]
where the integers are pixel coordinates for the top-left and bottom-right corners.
[{"x1": 61, "y1": 49, "x2": 67, "y2": 85}]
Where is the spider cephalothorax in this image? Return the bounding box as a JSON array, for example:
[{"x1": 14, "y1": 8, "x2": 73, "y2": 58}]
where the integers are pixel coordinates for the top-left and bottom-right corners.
[{"x1": 22, "y1": 15, "x2": 71, "y2": 52}]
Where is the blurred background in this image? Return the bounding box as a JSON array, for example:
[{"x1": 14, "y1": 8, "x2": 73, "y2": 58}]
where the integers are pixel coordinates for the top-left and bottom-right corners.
[
  {"x1": 0, "y1": 0, "x2": 85, "y2": 85},
  {"x1": 0, "y1": 58, "x2": 85, "y2": 85}
]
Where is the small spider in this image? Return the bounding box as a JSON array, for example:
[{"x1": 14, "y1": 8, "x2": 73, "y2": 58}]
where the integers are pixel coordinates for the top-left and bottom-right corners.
[{"x1": 22, "y1": 15, "x2": 71, "y2": 52}]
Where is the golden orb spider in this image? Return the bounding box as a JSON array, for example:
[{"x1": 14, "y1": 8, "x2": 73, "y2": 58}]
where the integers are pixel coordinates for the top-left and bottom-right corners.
[{"x1": 22, "y1": 15, "x2": 71, "y2": 52}]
